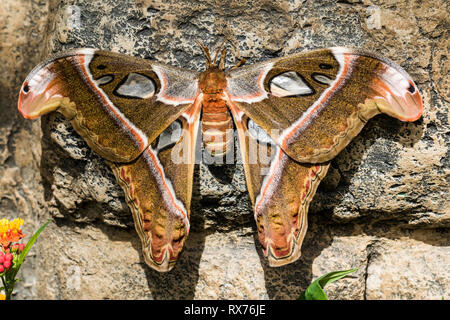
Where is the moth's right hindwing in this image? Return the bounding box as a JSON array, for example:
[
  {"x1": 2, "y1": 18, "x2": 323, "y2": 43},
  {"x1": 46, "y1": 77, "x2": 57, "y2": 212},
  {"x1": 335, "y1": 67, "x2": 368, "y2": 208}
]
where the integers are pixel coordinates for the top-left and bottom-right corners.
[{"x1": 228, "y1": 106, "x2": 330, "y2": 266}]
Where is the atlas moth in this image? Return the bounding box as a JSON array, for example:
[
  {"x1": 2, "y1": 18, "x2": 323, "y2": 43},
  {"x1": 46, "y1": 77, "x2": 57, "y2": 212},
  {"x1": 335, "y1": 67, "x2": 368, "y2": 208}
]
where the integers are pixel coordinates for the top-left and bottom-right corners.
[{"x1": 18, "y1": 41, "x2": 422, "y2": 271}]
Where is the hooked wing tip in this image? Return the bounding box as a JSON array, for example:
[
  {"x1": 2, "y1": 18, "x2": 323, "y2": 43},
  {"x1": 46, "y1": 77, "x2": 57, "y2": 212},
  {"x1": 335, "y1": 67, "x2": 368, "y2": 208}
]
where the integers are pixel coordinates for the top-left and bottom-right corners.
[
  {"x1": 334, "y1": 47, "x2": 423, "y2": 123},
  {"x1": 18, "y1": 86, "x2": 63, "y2": 119},
  {"x1": 18, "y1": 63, "x2": 68, "y2": 119},
  {"x1": 371, "y1": 65, "x2": 423, "y2": 122}
]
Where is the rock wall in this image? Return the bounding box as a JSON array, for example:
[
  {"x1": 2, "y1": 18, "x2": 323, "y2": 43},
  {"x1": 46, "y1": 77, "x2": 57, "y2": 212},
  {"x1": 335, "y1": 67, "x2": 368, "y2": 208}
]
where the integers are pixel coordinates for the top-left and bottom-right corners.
[{"x1": 0, "y1": 0, "x2": 448, "y2": 299}]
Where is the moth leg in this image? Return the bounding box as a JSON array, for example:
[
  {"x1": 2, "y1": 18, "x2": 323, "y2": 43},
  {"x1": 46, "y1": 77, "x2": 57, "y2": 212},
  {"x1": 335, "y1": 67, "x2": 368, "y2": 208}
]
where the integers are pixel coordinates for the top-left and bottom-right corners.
[{"x1": 229, "y1": 58, "x2": 246, "y2": 70}]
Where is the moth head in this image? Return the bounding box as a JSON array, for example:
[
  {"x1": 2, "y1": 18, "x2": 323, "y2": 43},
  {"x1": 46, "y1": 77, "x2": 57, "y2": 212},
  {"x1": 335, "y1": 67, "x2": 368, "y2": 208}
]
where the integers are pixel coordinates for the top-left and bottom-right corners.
[
  {"x1": 198, "y1": 67, "x2": 227, "y2": 94},
  {"x1": 197, "y1": 40, "x2": 240, "y2": 93}
]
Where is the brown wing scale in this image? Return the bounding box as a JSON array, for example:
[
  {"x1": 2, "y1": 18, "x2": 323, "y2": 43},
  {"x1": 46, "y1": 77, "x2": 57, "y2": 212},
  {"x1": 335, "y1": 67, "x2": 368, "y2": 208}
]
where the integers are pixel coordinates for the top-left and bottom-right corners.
[
  {"x1": 225, "y1": 47, "x2": 423, "y2": 266},
  {"x1": 226, "y1": 47, "x2": 423, "y2": 163},
  {"x1": 18, "y1": 49, "x2": 201, "y2": 271},
  {"x1": 18, "y1": 49, "x2": 199, "y2": 163},
  {"x1": 109, "y1": 102, "x2": 201, "y2": 271},
  {"x1": 228, "y1": 103, "x2": 329, "y2": 265}
]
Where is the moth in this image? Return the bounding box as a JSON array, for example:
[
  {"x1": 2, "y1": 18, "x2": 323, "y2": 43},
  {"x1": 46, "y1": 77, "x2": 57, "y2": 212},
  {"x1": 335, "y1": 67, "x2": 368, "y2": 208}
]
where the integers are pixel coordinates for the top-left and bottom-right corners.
[{"x1": 18, "y1": 42, "x2": 423, "y2": 272}]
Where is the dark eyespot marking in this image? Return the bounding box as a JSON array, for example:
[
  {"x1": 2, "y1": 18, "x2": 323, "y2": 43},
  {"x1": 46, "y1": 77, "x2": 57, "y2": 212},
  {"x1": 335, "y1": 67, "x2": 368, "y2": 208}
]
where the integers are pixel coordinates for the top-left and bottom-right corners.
[
  {"x1": 269, "y1": 71, "x2": 314, "y2": 97},
  {"x1": 155, "y1": 120, "x2": 183, "y2": 152},
  {"x1": 319, "y1": 63, "x2": 333, "y2": 70},
  {"x1": 407, "y1": 82, "x2": 416, "y2": 93},
  {"x1": 114, "y1": 73, "x2": 156, "y2": 99},
  {"x1": 23, "y1": 83, "x2": 30, "y2": 93},
  {"x1": 311, "y1": 73, "x2": 334, "y2": 85},
  {"x1": 95, "y1": 75, "x2": 114, "y2": 86},
  {"x1": 97, "y1": 64, "x2": 107, "y2": 70}
]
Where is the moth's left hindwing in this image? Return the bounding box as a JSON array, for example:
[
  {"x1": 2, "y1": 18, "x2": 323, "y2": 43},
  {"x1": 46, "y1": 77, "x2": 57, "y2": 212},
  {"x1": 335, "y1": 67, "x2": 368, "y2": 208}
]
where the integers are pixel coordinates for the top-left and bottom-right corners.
[
  {"x1": 18, "y1": 49, "x2": 201, "y2": 271},
  {"x1": 110, "y1": 107, "x2": 201, "y2": 271}
]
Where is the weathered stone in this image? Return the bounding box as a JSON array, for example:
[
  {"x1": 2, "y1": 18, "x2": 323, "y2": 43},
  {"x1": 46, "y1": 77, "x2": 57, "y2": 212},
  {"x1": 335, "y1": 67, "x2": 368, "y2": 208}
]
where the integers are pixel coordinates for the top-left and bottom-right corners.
[
  {"x1": 0, "y1": 0, "x2": 49, "y2": 299},
  {"x1": 365, "y1": 230, "x2": 449, "y2": 300},
  {"x1": 0, "y1": 0, "x2": 448, "y2": 300}
]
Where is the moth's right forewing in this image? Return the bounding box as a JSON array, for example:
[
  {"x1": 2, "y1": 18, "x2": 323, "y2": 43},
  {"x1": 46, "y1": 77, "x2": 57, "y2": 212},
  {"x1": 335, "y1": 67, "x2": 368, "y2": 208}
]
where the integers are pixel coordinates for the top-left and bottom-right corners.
[{"x1": 18, "y1": 49, "x2": 200, "y2": 163}]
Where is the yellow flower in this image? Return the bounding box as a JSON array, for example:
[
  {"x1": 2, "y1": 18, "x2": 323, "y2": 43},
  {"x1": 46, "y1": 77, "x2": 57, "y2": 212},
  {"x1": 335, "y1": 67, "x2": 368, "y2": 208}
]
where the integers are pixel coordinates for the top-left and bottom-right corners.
[
  {"x1": 0, "y1": 294, "x2": 5, "y2": 300},
  {"x1": 0, "y1": 218, "x2": 25, "y2": 248}
]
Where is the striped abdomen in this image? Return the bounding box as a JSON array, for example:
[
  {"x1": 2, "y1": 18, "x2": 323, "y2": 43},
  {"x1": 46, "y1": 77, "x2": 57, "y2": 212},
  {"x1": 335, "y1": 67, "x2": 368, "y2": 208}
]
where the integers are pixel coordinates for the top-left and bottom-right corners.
[{"x1": 201, "y1": 93, "x2": 233, "y2": 157}]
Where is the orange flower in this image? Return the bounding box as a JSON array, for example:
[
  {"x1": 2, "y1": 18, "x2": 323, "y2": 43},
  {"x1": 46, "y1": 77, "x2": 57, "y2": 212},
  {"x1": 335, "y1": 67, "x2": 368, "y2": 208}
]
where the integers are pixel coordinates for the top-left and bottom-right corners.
[
  {"x1": 0, "y1": 294, "x2": 5, "y2": 300},
  {"x1": 0, "y1": 218, "x2": 26, "y2": 248}
]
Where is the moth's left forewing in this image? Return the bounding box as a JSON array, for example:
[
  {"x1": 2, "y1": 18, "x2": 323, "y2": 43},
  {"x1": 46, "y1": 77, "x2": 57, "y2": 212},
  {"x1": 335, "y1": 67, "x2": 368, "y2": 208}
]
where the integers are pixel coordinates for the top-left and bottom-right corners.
[
  {"x1": 226, "y1": 48, "x2": 423, "y2": 163},
  {"x1": 18, "y1": 49, "x2": 200, "y2": 163}
]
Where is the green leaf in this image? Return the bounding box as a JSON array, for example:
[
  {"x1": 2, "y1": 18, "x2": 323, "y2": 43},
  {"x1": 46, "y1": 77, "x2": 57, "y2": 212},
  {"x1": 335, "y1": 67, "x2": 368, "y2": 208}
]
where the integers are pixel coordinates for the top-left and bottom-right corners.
[
  {"x1": 298, "y1": 268, "x2": 358, "y2": 300},
  {"x1": 10, "y1": 219, "x2": 50, "y2": 280}
]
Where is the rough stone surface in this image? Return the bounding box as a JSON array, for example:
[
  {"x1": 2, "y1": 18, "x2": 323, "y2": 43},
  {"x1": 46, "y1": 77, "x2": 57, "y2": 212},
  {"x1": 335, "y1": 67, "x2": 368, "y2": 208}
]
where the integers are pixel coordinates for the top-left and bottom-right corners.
[
  {"x1": 0, "y1": 0, "x2": 448, "y2": 299},
  {"x1": 0, "y1": 0, "x2": 49, "y2": 299}
]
